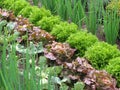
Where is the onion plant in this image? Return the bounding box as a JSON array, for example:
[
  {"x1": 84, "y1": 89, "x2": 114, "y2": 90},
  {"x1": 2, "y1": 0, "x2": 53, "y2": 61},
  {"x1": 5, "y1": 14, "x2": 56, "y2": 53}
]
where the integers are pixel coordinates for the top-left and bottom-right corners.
[
  {"x1": 86, "y1": 0, "x2": 104, "y2": 34},
  {"x1": 0, "y1": 39, "x2": 54, "y2": 90},
  {"x1": 0, "y1": 28, "x2": 62, "y2": 90},
  {"x1": 1, "y1": 41, "x2": 34, "y2": 90},
  {"x1": 104, "y1": 10, "x2": 120, "y2": 45}
]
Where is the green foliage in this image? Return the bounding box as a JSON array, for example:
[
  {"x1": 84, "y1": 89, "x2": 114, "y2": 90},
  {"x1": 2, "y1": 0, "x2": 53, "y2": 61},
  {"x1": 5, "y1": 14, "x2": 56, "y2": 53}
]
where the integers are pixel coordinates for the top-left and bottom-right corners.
[
  {"x1": 0, "y1": 20, "x2": 18, "y2": 44},
  {"x1": 39, "y1": 0, "x2": 85, "y2": 27},
  {"x1": 67, "y1": 31, "x2": 98, "y2": 57},
  {"x1": 16, "y1": 42, "x2": 44, "y2": 54},
  {"x1": 29, "y1": 7, "x2": 51, "y2": 25},
  {"x1": 0, "y1": 7, "x2": 120, "y2": 89},
  {"x1": 86, "y1": 0, "x2": 99, "y2": 34},
  {"x1": 106, "y1": 0, "x2": 120, "y2": 16},
  {"x1": 10, "y1": 0, "x2": 30, "y2": 15},
  {"x1": 84, "y1": 42, "x2": 120, "y2": 69},
  {"x1": 51, "y1": 22, "x2": 78, "y2": 42},
  {"x1": 37, "y1": 15, "x2": 61, "y2": 32},
  {"x1": 0, "y1": 70, "x2": 6, "y2": 90},
  {"x1": 72, "y1": 81, "x2": 85, "y2": 90},
  {"x1": 0, "y1": 40, "x2": 53, "y2": 90},
  {"x1": 2, "y1": 0, "x2": 16, "y2": 9},
  {"x1": 19, "y1": 5, "x2": 52, "y2": 21},
  {"x1": 45, "y1": 66, "x2": 63, "y2": 76},
  {"x1": 0, "y1": 20, "x2": 7, "y2": 31},
  {"x1": 60, "y1": 83, "x2": 69, "y2": 90},
  {"x1": 106, "y1": 0, "x2": 120, "y2": 42},
  {"x1": 0, "y1": 0, "x2": 4, "y2": 7},
  {"x1": 104, "y1": 10, "x2": 120, "y2": 45},
  {"x1": 69, "y1": 0, "x2": 85, "y2": 28},
  {"x1": 18, "y1": 5, "x2": 33, "y2": 18},
  {"x1": 3, "y1": 0, "x2": 52, "y2": 24},
  {"x1": 105, "y1": 57, "x2": 120, "y2": 87}
]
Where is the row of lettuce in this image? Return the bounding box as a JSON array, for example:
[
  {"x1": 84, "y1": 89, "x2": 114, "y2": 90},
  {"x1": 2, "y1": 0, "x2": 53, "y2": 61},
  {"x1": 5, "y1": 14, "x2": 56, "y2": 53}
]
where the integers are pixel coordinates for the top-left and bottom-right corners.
[{"x1": 0, "y1": 0, "x2": 120, "y2": 87}]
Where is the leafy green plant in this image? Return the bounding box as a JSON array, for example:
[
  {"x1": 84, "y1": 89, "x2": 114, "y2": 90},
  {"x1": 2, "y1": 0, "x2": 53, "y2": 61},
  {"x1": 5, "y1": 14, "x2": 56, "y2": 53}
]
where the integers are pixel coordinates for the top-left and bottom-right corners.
[
  {"x1": 0, "y1": 20, "x2": 7, "y2": 31},
  {"x1": 10, "y1": 0, "x2": 30, "y2": 15},
  {"x1": 72, "y1": 81, "x2": 85, "y2": 90},
  {"x1": 16, "y1": 42, "x2": 44, "y2": 54},
  {"x1": 29, "y1": 7, "x2": 51, "y2": 25},
  {"x1": 37, "y1": 15, "x2": 61, "y2": 32},
  {"x1": 2, "y1": 0, "x2": 52, "y2": 25},
  {"x1": 84, "y1": 41, "x2": 120, "y2": 69},
  {"x1": 51, "y1": 22, "x2": 78, "y2": 42},
  {"x1": 18, "y1": 5, "x2": 33, "y2": 18},
  {"x1": 105, "y1": 57, "x2": 120, "y2": 88},
  {"x1": 67, "y1": 30, "x2": 98, "y2": 57},
  {"x1": 1, "y1": 0, "x2": 17, "y2": 9},
  {"x1": 0, "y1": 20, "x2": 18, "y2": 44}
]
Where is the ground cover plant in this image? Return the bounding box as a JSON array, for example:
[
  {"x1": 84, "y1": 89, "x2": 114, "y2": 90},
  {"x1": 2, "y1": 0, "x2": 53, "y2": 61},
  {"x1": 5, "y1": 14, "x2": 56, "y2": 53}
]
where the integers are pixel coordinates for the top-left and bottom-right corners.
[
  {"x1": 37, "y1": 15, "x2": 61, "y2": 32},
  {"x1": 67, "y1": 31, "x2": 98, "y2": 57},
  {"x1": 51, "y1": 22, "x2": 78, "y2": 42},
  {"x1": 1, "y1": 0, "x2": 120, "y2": 89},
  {"x1": 84, "y1": 42, "x2": 120, "y2": 69}
]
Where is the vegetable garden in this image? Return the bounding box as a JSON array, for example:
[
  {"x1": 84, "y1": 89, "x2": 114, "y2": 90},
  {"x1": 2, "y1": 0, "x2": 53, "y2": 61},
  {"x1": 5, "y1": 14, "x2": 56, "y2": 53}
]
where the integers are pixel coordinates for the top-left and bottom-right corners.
[{"x1": 0, "y1": 0, "x2": 120, "y2": 90}]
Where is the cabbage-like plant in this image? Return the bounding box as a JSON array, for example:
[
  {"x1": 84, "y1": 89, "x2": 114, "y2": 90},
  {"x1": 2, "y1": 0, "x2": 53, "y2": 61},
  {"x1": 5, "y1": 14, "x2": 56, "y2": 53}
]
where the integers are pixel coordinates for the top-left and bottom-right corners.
[
  {"x1": 10, "y1": 0, "x2": 30, "y2": 15},
  {"x1": 84, "y1": 41, "x2": 120, "y2": 69},
  {"x1": 29, "y1": 7, "x2": 51, "y2": 25},
  {"x1": 37, "y1": 15, "x2": 61, "y2": 32},
  {"x1": 2, "y1": 0, "x2": 17, "y2": 9},
  {"x1": 67, "y1": 30, "x2": 98, "y2": 57},
  {"x1": 18, "y1": 6, "x2": 33, "y2": 18},
  {"x1": 51, "y1": 22, "x2": 78, "y2": 42}
]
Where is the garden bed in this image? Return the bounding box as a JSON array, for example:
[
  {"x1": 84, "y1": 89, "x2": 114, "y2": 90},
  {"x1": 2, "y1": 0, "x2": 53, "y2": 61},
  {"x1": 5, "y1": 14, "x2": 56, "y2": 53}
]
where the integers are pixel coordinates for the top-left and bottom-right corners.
[{"x1": 0, "y1": 0, "x2": 120, "y2": 90}]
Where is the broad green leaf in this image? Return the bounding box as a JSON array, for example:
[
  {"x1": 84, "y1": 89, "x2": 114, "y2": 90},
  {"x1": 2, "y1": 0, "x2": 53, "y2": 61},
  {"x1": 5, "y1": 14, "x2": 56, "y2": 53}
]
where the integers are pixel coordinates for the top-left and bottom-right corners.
[
  {"x1": 72, "y1": 81, "x2": 85, "y2": 90},
  {"x1": 0, "y1": 20, "x2": 7, "y2": 31}
]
